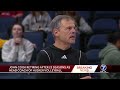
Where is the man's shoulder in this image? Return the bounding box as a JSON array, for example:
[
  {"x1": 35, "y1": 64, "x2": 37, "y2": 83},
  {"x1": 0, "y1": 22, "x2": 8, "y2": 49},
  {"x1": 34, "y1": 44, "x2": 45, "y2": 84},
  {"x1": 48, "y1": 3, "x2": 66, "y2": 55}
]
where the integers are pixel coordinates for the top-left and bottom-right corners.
[
  {"x1": 39, "y1": 46, "x2": 84, "y2": 56},
  {"x1": 68, "y1": 48, "x2": 86, "y2": 62},
  {"x1": 41, "y1": 46, "x2": 53, "y2": 52},
  {"x1": 39, "y1": 46, "x2": 85, "y2": 56},
  {"x1": 38, "y1": 46, "x2": 53, "y2": 55}
]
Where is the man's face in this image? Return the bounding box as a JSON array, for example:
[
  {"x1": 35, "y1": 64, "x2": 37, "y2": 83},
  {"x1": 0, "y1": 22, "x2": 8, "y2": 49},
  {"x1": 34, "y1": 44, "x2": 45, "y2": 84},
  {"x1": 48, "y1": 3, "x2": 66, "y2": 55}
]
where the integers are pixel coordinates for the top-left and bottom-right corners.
[{"x1": 54, "y1": 19, "x2": 77, "y2": 44}]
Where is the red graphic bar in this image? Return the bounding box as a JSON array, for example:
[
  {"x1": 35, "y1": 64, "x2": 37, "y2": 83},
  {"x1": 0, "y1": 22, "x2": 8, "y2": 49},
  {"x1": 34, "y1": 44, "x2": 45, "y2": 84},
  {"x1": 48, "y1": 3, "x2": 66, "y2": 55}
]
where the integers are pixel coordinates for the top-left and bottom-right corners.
[
  {"x1": 0, "y1": 65, "x2": 74, "y2": 73},
  {"x1": 0, "y1": 65, "x2": 120, "y2": 73}
]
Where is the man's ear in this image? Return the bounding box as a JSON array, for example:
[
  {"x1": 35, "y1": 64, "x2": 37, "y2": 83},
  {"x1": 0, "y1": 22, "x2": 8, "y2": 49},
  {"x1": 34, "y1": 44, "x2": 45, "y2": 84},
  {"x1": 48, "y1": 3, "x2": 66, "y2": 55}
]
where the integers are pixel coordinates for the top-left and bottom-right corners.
[{"x1": 53, "y1": 29, "x2": 59, "y2": 37}]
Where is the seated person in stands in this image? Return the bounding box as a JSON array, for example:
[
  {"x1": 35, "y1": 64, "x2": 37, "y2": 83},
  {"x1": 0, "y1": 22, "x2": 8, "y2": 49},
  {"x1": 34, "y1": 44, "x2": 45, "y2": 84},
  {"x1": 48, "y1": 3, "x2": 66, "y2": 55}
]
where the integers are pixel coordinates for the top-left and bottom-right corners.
[
  {"x1": 22, "y1": 11, "x2": 51, "y2": 32},
  {"x1": 2, "y1": 23, "x2": 34, "y2": 62},
  {"x1": 22, "y1": 11, "x2": 51, "y2": 40},
  {"x1": 99, "y1": 32, "x2": 120, "y2": 79}
]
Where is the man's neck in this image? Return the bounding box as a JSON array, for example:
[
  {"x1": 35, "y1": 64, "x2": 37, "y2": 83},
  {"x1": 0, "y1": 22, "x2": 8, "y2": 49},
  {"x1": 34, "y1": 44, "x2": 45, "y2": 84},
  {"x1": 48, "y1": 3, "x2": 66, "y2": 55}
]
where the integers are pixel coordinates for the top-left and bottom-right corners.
[{"x1": 53, "y1": 41, "x2": 71, "y2": 50}]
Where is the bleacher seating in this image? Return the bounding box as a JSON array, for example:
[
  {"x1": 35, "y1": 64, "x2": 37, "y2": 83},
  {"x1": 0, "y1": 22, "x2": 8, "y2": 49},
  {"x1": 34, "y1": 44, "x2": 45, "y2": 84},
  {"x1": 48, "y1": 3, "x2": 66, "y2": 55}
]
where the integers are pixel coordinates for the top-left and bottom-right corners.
[
  {"x1": 0, "y1": 33, "x2": 8, "y2": 39},
  {"x1": 86, "y1": 49, "x2": 101, "y2": 79},
  {"x1": 48, "y1": 11, "x2": 55, "y2": 19},
  {"x1": 95, "y1": 11, "x2": 120, "y2": 19},
  {"x1": 79, "y1": 11, "x2": 91, "y2": 21},
  {"x1": 87, "y1": 34, "x2": 108, "y2": 49},
  {"x1": 24, "y1": 31, "x2": 44, "y2": 51},
  {"x1": 86, "y1": 49, "x2": 101, "y2": 65},
  {"x1": 0, "y1": 17, "x2": 16, "y2": 33},
  {"x1": 92, "y1": 18, "x2": 118, "y2": 33}
]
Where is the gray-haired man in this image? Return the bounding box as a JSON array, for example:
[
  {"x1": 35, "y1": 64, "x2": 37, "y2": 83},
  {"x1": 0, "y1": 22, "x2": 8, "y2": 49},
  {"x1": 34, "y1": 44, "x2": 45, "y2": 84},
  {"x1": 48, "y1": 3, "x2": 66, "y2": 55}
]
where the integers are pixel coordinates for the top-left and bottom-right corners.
[{"x1": 36, "y1": 15, "x2": 91, "y2": 79}]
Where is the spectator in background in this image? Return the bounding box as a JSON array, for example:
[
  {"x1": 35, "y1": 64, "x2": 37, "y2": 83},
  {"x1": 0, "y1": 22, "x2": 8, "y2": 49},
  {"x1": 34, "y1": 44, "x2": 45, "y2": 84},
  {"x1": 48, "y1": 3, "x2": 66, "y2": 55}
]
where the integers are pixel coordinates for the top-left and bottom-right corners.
[
  {"x1": 22, "y1": 11, "x2": 51, "y2": 32},
  {"x1": 99, "y1": 32, "x2": 120, "y2": 79},
  {"x1": 2, "y1": 23, "x2": 34, "y2": 62},
  {"x1": 22, "y1": 11, "x2": 51, "y2": 40},
  {"x1": 36, "y1": 15, "x2": 91, "y2": 79}
]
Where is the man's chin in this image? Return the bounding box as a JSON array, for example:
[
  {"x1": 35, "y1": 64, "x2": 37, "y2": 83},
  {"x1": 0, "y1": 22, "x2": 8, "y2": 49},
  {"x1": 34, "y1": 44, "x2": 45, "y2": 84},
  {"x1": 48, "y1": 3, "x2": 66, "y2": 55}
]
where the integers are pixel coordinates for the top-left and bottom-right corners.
[{"x1": 70, "y1": 41, "x2": 75, "y2": 44}]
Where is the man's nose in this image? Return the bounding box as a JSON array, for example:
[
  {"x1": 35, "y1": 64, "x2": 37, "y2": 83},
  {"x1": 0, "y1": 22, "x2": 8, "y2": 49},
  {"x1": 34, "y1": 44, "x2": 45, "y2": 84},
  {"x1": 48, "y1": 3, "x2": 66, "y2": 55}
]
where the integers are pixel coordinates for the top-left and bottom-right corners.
[{"x1": 71, "y1": 28, "x2": 76, "y2": 34}]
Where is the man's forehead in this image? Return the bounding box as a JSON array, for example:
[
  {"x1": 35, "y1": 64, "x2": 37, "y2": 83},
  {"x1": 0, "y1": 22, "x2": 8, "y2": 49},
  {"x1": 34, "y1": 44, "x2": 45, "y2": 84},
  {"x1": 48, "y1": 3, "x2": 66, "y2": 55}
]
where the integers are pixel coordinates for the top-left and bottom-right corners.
[{"x1": 60, "y1": 19, "x2": 75, "y2": 26}]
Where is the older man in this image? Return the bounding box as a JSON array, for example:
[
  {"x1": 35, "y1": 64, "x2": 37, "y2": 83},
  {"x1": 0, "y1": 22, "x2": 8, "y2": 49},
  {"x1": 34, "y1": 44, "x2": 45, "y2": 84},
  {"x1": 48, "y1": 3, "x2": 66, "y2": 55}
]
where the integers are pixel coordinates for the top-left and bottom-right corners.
[{"x1": 36, "y1": 15, "x2": 91, "y2": 79}]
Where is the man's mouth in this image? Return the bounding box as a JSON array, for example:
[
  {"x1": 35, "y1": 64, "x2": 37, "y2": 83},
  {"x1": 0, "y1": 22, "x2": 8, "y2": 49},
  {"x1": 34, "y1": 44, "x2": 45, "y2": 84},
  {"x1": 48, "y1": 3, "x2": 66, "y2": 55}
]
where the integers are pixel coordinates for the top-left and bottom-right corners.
[{"x1": 70, "y1": 36, "x2": 76, "y2": 39}]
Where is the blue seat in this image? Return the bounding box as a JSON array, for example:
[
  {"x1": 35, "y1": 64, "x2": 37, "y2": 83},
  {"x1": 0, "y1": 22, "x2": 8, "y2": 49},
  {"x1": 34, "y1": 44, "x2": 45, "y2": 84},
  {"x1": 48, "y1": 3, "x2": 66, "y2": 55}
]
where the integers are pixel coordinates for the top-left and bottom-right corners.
[
  {"x1": 95, "y1": 11, "x2": 120, "y2": 18},
  {"x1": 92, "y1": 19, "x2": 118, "y2": 33},
  {"x1": 86, "y1": 49, "x2": 101, "y2": 79},
  {"x1": 48, "y1": 11, "x2": 55, "y2": 19},
  {"x1": 79, "y1": 11, "x2": 91, "y2": 21},
  {"x1": 0, "y1": 17, "x2": 16, "y2": 33},
  {"x1": 24, "y1": 31, "x2": 44, "y2": 51},
  {"x1": 86, "y1": 49, "x2": 101, "y2": 65},
  {"x1": 46, "y1": 32, "x2": 80, "y2": 49},
  {"x1": 23, "y1": 11, "x2": 30, "y2": 18},
  {"x1": 45, "y1": 32, "x2": 54, "y2": 47},
  {"x1": 87, "y1": 34, "x2": 107, "y2": 49},
  {"x1": 0, "y1": 32, "x2": 8, "y2": 39}
]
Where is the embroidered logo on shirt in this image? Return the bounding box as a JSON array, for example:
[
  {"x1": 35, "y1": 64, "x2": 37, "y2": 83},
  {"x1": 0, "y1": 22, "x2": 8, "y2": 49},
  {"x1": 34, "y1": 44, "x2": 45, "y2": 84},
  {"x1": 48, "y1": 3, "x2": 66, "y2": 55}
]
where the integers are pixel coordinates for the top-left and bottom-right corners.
[{"x1": 61, "y1": 55, "x2": 67, "y2": 59}]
